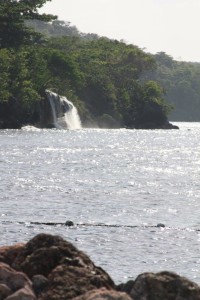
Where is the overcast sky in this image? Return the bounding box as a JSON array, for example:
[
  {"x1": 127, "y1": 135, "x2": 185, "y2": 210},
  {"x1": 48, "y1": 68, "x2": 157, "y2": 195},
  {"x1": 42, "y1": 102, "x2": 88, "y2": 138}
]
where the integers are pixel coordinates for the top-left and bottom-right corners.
[{"x1": 40, "y1": 0, "x2": 200, "y2": 62}]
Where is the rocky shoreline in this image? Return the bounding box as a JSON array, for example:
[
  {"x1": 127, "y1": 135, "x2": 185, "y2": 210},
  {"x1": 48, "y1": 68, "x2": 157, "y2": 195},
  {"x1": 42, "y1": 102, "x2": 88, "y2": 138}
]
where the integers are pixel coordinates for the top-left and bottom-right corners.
[{"x1": 0, "y1": 233, "x2": 199, "y2": 300}]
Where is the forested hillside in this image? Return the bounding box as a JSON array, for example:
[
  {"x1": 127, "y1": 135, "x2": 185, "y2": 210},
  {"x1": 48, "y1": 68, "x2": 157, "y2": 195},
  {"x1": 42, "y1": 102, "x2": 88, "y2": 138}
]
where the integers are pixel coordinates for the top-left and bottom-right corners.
[
  {"x1": 0, "y1": 0, "x2": 177, "y2": 129},
  {"x1": 143, "y1": 52, "x2": 200, "y2": 121},
  {"x1": 28, "y1": 19, "x2": 200, "y2": 122}
]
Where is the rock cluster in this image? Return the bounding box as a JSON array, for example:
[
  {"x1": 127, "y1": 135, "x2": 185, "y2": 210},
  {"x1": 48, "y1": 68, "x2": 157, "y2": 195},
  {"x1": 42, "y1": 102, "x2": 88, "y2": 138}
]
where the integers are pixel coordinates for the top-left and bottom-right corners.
[
  {"x1": 118, "y1": 272, "x2": 200, "y2": 300},
  {"x1": 0, "y1": 233, "x2": 199, "y2": 300}
]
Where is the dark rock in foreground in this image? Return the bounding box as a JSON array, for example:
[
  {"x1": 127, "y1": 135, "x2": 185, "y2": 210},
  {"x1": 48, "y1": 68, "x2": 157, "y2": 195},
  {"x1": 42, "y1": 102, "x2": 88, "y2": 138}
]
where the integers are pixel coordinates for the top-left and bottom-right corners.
[
  {"x1": 0, "y1": 233, "x2": 199, "y2": 300},
  {"x1": 118, "y1": 271, "x2": 200, "y2": 300}
]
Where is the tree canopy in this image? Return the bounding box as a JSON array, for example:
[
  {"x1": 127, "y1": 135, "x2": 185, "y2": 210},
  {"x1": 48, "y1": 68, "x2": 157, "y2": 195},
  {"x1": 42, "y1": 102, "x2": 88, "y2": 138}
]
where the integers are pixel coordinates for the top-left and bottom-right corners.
[
  {"x1": 143, "y1": 52, "x2": 200, "y2": 121},
  {"x1": 0, "y1": 3, "x2": 174, "y2": 129},
  {"x1": 0, "y1": 0, "x2": 56, "y2": 48}
]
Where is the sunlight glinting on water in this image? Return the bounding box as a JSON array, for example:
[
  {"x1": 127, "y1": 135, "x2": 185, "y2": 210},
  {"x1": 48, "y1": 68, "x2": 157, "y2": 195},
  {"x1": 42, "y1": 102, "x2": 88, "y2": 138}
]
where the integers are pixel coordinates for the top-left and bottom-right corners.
[{"x1": 1, "y1": 123, "x2": 200, "y2": 283}]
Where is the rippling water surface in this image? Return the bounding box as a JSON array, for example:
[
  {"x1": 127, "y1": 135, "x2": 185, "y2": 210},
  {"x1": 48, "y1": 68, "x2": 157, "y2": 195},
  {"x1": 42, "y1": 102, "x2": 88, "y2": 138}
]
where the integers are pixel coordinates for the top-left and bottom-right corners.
[{"x1": 1, "y1": 122, "x2": 200, "y2": 283}]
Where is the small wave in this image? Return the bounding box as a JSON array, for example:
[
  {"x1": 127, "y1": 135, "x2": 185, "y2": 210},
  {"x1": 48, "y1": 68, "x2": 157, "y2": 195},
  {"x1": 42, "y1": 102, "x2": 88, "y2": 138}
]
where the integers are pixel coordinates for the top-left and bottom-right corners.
[{"x1": 21, "y1": 125, "x2": 41, "y2": 131}]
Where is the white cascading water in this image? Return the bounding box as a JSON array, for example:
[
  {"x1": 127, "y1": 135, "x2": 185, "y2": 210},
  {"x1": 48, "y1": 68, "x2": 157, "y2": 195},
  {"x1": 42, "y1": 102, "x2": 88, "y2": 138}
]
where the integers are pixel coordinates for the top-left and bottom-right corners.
[
  {"x1": 60, "y1": 96, "x2": 82, "y2": 130},
  {"x1": 46, "y1": 90, "x2": 82, "y2": 129},
  {"x1": 48, "y1": 94, "x2": 58, "y2": 127}
]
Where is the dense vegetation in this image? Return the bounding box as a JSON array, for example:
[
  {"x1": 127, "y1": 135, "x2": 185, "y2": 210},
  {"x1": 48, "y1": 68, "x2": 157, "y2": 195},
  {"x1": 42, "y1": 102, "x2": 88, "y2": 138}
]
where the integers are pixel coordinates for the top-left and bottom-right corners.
[
  {"x1": 0, "y1": 0, "x2": 180, "y2": 129},
  {"x1": 143, "y1": 52, "x2": 200, "y2": 121},
  {"x1": 25, "y1": 20, "x2": 200, "y2": 123}
]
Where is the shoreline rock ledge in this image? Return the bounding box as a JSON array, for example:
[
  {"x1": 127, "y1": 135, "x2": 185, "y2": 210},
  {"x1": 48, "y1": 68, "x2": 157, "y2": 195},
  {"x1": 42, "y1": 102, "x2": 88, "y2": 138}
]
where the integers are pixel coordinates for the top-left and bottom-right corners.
[{"x1": 0, "y1": 233, "x2": 199, "y2": 300}]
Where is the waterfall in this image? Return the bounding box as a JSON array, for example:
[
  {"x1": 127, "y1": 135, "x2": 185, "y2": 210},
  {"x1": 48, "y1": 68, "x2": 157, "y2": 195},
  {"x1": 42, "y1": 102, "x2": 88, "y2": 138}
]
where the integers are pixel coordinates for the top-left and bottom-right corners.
[{"x1": 45, "y1": 90, "x2": 82, "y2": 129}]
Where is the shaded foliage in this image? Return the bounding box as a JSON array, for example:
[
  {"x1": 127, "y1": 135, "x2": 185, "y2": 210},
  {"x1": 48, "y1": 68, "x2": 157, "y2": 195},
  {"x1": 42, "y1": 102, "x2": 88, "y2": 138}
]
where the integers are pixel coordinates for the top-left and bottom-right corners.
[
  {"x1": 26, "y1": 19, "x2": 100, "y2": 41},
  {"x1": 0, "y1": 4, "x2": 172, "y2": 129},
  {"x1": 143, "y1": 52, "x2": 200, "y2": 121},
  {"x1": 0, "y1": 0, "x2": 56, "y2": 48}
]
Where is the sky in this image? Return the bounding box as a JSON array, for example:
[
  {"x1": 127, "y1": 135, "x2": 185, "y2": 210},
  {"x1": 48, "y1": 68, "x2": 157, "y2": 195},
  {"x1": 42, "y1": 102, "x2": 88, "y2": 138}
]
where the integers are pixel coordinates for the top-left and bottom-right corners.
[{"x1": 40, "y1": 0, "x2": 200, "y2": 62}]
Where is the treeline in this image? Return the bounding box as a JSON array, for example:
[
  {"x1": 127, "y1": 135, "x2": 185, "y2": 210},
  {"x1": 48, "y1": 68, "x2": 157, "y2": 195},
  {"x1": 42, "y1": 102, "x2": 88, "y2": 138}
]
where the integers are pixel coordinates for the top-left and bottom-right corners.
[
  {"x1": 143, "y1": 52, "x2": 200, "y2": 121},
  {"x1": 26, "y1": 19, "x2": 100, "y2": 41},
  {"x1": 27, "y1": 19, "x2": 200, "y2": 122},
  {"x1": 0, "y1": 0, "x2": 176, "y2": 129}
]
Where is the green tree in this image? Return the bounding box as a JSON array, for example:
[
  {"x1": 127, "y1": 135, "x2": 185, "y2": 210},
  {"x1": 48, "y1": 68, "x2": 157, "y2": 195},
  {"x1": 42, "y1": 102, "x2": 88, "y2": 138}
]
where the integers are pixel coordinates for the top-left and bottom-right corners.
[
  {"x1": 144, "y1": 52, "x2": 200, "y2": 121},
  {"x1": 0, "y1": 0, "x2": 56, "y2": 48},
  {"x1": 0, "y1": 49, "x2": 13, "y2": 102},
  {"x1": 141, "y1": 81, "x2": 172, "y2": 126},
  {"x1": 0, "y1": 8, "x2": 174, "y2": 129}
]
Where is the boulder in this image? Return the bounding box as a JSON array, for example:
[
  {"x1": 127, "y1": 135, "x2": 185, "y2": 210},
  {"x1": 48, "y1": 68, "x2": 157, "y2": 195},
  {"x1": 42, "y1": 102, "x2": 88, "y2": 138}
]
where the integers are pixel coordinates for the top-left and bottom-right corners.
[
  {"x1": 5, "y1": 286, "x2": 36, "y2": 300},
  {"x1": 32, "y1": 275, "x2": 49, "y2": 296},
  {"x1": 118, "y1": 271, "x2": 200, "y2": 300},
  {"x1": 39, "y1": 264, "x2": 115, "y2": 300},
  {"x1": 73, "y1": 287, "x2": 133, "y2": 300},
  {"x1": 0, "y1": 262, "x2": 36, "y2": 300},
  {"x1": 0, "y1": 283, "x2": 12, "y2": 299},
  {"x1": 1, "y1": 234, "x2": 200, "y2": 300},
  {"x1": 0, "y1": 234, "x2": 115, "y2": 299},
  {"x1": 0, "y1": 244, "x2": 25, "y2": 266}
]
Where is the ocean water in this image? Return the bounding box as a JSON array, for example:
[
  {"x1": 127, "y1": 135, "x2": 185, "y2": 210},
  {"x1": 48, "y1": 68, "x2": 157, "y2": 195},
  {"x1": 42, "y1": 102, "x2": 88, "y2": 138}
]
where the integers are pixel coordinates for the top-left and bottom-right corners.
[{"x1": 1, "y1": 122, "x2": 200, "y2": 284}]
